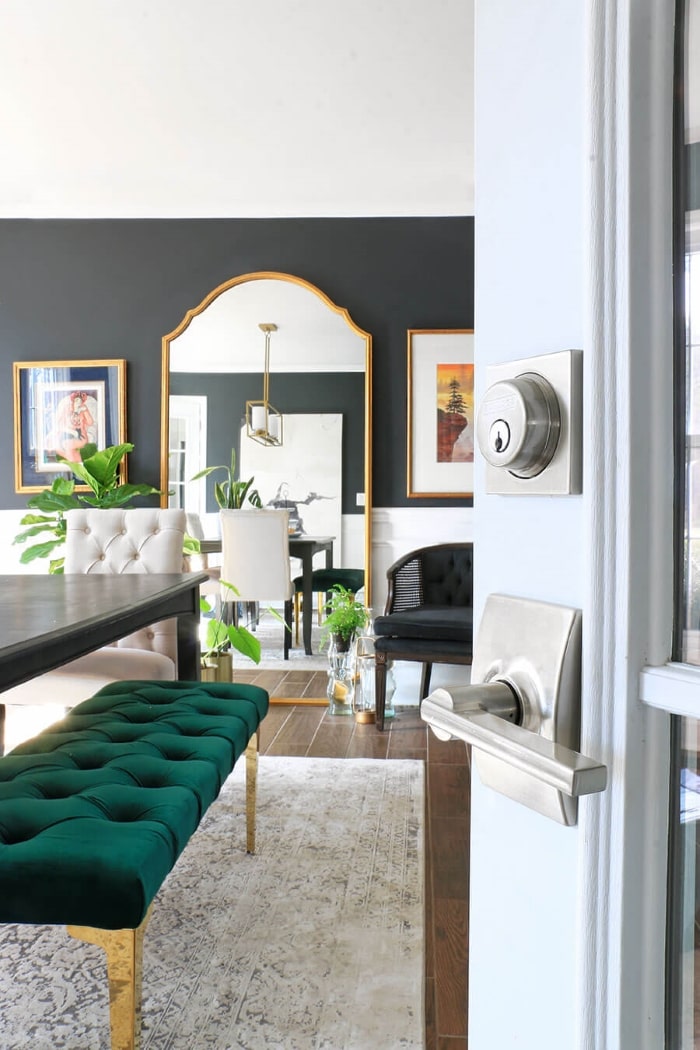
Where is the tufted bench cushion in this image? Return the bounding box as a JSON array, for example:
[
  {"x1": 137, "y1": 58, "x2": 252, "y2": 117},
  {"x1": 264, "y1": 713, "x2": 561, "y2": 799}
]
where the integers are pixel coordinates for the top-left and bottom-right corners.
[{"x1": 0, "y1": 679, "x2": 268, "y2": 931}]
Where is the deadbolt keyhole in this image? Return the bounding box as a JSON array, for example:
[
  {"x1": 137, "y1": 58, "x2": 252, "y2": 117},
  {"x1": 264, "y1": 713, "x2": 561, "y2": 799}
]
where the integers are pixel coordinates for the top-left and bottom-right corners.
[{"x1": 489, "y1": 419, "x2": 511, "y2": 454}]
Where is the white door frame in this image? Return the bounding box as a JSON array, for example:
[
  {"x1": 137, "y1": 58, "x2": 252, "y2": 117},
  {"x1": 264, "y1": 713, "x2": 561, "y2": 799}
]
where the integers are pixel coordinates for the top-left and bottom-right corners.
[{"x1": 580, "y1": 1, "x2": 676, "y2": 1046}]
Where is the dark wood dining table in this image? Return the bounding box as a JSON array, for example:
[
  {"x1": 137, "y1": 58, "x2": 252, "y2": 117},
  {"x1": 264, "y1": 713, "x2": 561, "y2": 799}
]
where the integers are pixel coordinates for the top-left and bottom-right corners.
[
  {"x1": 0, "y1": 572, "x2": 208, "y2": 694},
  {"x1": 200, "y1": 534, "x2": 334, "y2": 655}
]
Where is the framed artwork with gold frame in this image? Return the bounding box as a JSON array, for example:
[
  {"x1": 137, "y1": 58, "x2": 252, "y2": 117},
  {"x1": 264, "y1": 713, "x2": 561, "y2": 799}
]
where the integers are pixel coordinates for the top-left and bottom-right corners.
[
  {"x1": 13, "y1": 359, "x2": 127, "y2": 493},
  {"x1": 407, "y1": 329, "x2": 474, "y2": 498}
]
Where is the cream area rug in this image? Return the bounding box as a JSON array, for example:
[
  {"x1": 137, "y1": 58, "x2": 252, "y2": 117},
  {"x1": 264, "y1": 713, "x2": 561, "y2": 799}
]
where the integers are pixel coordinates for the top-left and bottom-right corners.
[{"x1": 0, "y1": 757, "x2": 425, "y2": 1049}]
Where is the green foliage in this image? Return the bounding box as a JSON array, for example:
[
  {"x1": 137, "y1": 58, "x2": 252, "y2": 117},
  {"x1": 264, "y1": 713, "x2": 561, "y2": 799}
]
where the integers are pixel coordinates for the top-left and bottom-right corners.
[
  {"x1": 191, "y1": 448, "x2": 262, "y2": 509},
  {"x1": 199, "y1": 580, "x2": 262, "y2": 665},
  {"x1": 320, "y1": 584, "x2": 369, "y2": 645},
  {"x1": 13, "y1": 443, "x2": 160, "y2": 574}
]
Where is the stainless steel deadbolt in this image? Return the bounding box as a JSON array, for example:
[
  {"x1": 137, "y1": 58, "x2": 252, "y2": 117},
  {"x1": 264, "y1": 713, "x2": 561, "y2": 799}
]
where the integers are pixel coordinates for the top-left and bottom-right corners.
[
  {"x1": 476, "y1": 349, "x2": 582, "y2": 495},
  {"x1": 477, "y1": 372, "x2": 561, "y2": 476}
]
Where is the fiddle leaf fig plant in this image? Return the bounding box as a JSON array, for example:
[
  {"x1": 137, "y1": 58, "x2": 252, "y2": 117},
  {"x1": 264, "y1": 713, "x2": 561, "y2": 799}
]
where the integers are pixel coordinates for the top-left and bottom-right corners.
[
  {"x1": 13, "y1": 442, "x2": 160, "y2": 574},
  {"x1": 191, "y1": 448, "x2": 262, "y2": 509}
]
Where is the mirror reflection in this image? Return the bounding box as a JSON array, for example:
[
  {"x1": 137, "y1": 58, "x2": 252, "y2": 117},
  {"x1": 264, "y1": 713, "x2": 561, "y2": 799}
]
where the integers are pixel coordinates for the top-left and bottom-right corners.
[{"x1": 160, "y1": 272, "x2": 372, "y2": 666}]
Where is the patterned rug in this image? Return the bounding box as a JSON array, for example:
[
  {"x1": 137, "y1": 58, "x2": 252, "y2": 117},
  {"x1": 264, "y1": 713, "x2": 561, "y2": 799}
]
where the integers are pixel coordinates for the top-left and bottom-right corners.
[{"x1": 0, "y1": 757, "x2": 425, "y2": 1049}]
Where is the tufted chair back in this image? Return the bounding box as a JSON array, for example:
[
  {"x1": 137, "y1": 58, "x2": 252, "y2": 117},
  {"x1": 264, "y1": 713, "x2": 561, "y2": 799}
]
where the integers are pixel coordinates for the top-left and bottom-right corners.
[
  {"x1": 65, "y1": 508, "x2": 187, "y2": 664},
  {"x1": 414, "y1": 545, "x2": 473, "y2": 608},
  {"x1": 387, "y1": 543, "x2": 474, "y2": 613}
]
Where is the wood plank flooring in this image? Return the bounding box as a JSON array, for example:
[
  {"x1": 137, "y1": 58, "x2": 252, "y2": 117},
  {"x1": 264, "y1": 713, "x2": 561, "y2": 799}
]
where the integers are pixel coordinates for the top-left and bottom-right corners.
[{"x1": 251, "y1": 698, "x2": 471, "y2": 1050}]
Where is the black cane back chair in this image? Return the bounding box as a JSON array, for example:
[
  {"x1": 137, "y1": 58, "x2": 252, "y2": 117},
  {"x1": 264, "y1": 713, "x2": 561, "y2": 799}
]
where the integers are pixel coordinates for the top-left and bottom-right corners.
[{"x1": 373, "y1": 543, "x2": 473, "y2": 730}]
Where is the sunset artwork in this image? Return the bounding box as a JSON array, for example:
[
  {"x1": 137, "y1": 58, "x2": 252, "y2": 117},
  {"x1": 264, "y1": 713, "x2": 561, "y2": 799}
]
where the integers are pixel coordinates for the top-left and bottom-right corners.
[{"x1": 436, "y1": 362, "x2": 474, "y2": 463}]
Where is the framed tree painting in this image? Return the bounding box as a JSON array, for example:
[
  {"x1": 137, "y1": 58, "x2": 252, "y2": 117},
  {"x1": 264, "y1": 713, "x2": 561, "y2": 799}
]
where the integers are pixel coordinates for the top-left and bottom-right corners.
[
  {"x1": 13, "y1": 359, "x2": 127, "y2": 492},
  {"x1": 407, "y1": 329, "x2": 474, "y2": 498}
]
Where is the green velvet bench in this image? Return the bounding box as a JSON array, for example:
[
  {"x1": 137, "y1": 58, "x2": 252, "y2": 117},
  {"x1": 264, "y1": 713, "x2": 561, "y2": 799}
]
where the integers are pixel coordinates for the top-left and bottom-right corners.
[{"x1": 0, "y1": 678, "x2": 269, "y2": 1050}]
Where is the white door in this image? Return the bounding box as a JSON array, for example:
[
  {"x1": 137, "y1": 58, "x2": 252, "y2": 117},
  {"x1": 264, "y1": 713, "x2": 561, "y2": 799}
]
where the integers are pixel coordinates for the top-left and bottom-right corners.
[{"x1": 469, "y1": 2, "x2": 677, "y2": 1048}]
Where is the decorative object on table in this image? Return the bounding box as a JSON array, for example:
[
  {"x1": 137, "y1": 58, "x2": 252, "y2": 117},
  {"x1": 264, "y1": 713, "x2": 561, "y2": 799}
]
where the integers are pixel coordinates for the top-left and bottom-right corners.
[
  {"x1": 245, "y1": 322, "x2": 283, "y2": 447},
  {"x1": 191, "y1": 447, "x2": 262, "y2": 509},
  {"x1": 199, "y1": 579, "x2": 262, "y2": 682},
  {"x1": 406, "y1": 329, "x2": 475, "y2": 498},
  {"x1": 13, "y1": 359, "x2": 126, "y2": 493},
  {"x1": 321, "y1": 585, "x2": 370, "y2": 716},
  {"x1": 13, "y1": 442, "x2": 160, "y2": 574}
]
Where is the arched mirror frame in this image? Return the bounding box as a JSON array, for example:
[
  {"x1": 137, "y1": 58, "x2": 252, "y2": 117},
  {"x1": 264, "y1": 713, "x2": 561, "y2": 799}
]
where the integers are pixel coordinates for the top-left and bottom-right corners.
[{"x1": 160, "y1": 270, "x2": 373, "y2": 607}]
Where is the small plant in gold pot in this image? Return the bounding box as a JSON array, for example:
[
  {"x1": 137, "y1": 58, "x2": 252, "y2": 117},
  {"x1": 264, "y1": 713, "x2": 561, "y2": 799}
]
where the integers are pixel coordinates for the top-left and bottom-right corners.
[{"x1": 200, "y1": 580, "x2": 261, "y2": 682}]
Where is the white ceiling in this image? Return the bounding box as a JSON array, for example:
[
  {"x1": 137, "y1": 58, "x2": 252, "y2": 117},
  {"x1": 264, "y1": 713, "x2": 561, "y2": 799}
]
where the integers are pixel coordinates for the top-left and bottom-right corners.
[{"x1": 0, "y1": 0, "x2": 474, "y2": 218}]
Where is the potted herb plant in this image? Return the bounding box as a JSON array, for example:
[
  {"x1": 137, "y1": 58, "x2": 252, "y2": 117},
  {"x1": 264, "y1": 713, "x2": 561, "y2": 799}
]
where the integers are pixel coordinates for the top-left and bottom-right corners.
[
  {"x1": 320, "y1": 584, "x2": 370, "y2": 652},
  {"x1": 191, "y1": 448, "x2": 262, "y2": 509},
  {"x1": 320, "y1": 584, "x2": 369, "y2": 715},
  {"x1": 13, "y1": 442, "x2": 160, "y2": 573}
]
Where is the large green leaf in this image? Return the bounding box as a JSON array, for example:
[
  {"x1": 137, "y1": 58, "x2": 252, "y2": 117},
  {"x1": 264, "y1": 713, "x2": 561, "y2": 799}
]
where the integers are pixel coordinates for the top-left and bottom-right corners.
[
  {"x1": 19, "y1": 538, "x2": 66, "y2": 563},
  {"x1": 81, "y1": 483, "x2": 160, "y2": 508},
  {"x1": 183, "y1": 534, "x2": 201, "y2": 555},
  {"x1": 25, "y1": 490, "x2": 80, "y2": 512},
  {"x1": 191, "y1": 464, "x2": 227, "y2": 481},
  {"x1": 205, "y1": 619, "x2": 229, "y2": 654},
  {"x1": 227, "y1": 624, "x2": 261, "y2": 664},
  {"x1": 72, "y1": 443, "x2": 133, "y2": 489},
  {"x1": 214, "y1": 480, "x2": 230, "y2": 508},
  {"x1": 17, "y1": 513, "x2": 61, "y2": 526},
  {"x1": 14, "y1": 522, "x2": 63, "y2": 543}
]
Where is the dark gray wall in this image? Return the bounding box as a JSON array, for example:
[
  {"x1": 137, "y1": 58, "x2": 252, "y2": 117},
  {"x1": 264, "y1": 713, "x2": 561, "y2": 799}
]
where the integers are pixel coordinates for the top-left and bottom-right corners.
[{"x1": 0, "y1": 217, "x2": 474, "y2": 509}]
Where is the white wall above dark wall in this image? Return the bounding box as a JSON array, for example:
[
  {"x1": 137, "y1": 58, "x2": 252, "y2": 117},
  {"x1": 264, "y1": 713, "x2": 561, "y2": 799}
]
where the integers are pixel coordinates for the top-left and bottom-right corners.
[{"x1": 0, "y1": 0, "x2": 474, "y2": 218}]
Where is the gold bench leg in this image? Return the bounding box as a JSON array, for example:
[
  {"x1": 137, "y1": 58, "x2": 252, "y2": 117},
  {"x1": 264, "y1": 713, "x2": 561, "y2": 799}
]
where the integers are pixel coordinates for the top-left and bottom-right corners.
[
  {"x1": 246, "y1": 730, "x2": 258, "y2": 854},
  {"x1": 67, "y1": 906, "x2": 152, "y2": 1050}
]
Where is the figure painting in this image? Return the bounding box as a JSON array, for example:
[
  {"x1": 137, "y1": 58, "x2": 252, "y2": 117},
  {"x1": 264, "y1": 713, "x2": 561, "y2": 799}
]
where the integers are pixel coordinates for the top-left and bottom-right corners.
[
  {"x1": 40, "y1": 385, "x2": 103, "y2": 464},
  {"x1": 13, "y1": 360, "x2": 126, "y2": 492}
]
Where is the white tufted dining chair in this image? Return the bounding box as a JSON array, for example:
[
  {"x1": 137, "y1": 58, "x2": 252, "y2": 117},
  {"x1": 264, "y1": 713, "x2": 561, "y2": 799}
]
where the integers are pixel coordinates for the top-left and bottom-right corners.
[{"x1": 1, "y1": 508, "x2": 187, "y2": 716}]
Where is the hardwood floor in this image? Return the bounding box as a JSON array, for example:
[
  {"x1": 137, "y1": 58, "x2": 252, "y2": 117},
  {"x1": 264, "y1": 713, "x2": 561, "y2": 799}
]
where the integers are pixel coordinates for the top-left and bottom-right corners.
[{"x1": 251, "y1": 698, "x2": 471, "y2": 1050}]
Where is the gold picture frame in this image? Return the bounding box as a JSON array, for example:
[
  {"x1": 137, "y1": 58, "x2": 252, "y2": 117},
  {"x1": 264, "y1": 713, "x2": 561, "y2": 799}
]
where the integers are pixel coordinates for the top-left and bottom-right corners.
[
  {"x1": 13, "y1": 359, "x2": 127, "y2": 493},
  {"x1": 407, "y1": 329, "x2": 474, "y2": 498}
]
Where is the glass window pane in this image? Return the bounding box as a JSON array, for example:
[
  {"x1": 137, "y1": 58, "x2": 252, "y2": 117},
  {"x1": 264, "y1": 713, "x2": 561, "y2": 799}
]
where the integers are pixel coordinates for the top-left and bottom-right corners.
[{"x1": 670, "y1": 2, "x2": 700, "y2": 1046}]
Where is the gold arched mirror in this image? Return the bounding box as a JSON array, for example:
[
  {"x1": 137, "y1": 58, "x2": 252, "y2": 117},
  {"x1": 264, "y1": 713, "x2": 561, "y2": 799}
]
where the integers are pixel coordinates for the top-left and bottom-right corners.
[{"x1": 160, "y1": 271, "x2": 372, "y2": 662}]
